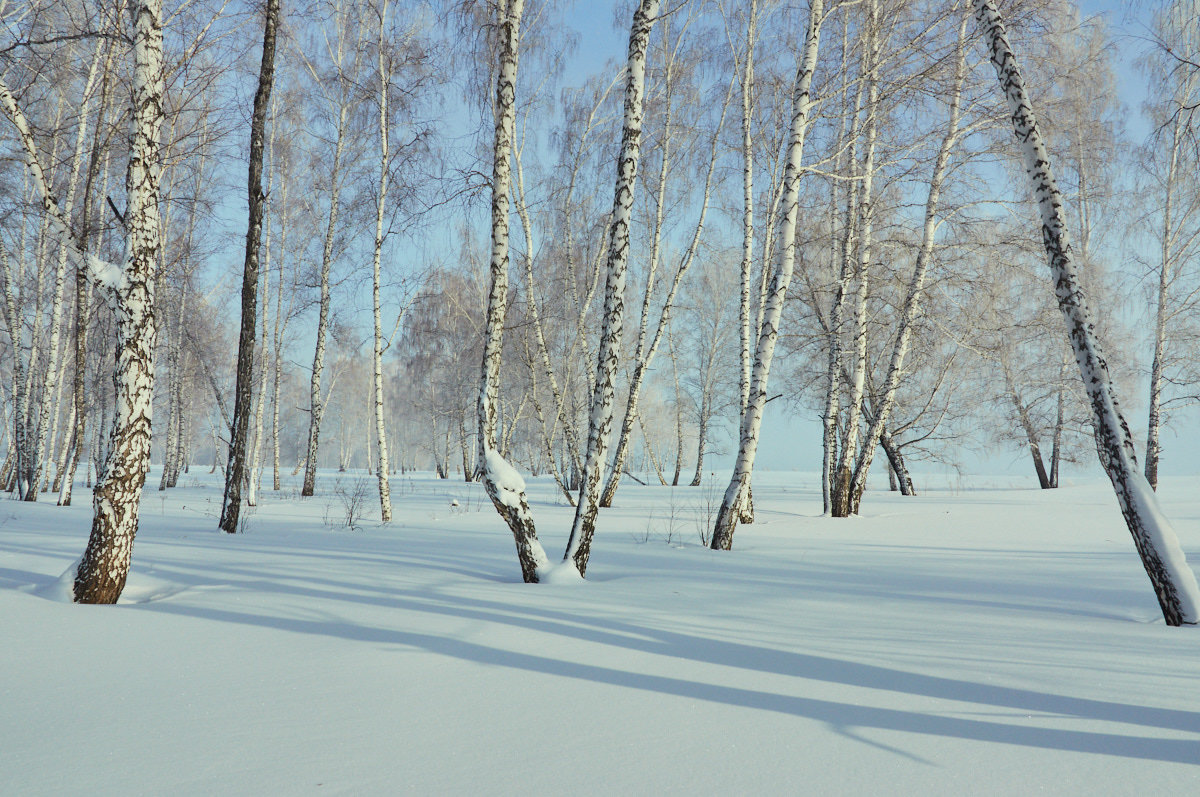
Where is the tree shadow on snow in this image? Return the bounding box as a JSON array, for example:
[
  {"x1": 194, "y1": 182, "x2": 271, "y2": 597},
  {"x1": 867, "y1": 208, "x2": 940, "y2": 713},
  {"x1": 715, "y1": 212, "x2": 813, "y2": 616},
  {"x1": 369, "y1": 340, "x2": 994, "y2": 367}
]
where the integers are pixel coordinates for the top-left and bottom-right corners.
[{"x1": 133, "y1": 582, "x2": 1200, "y2": 767}]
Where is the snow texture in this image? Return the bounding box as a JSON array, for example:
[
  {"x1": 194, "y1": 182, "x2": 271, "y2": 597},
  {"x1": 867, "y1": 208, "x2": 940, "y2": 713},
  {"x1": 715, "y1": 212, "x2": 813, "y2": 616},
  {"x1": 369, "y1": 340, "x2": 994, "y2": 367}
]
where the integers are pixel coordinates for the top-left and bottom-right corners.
[
  {"x1": 484, "y1": 448, "x2": 526, "y2": 508},
  {"x1": 86, "y1": 254, "x2": 127, "y2": 295},
  {"x1": 1126, "y1": 473, "x2": 1200, "y2": 622}
]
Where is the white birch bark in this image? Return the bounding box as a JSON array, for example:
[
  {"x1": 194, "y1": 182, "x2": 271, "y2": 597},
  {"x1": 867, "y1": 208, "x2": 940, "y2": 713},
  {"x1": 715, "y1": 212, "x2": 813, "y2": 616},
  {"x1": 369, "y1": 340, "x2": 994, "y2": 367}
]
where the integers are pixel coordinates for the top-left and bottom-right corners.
[
  {"x1": 735, "y1": 0, "x2": 758, "y2": 522},
  {"x1": 476, "y1": 0, "x2": 549, "y2": 583},
  {"x1": 600, "y1": 53, "x2": 733, "y2": 509},
  {"x1": 300, "y1": 6, "x2": 361, "y2": 498},
  {"x1": 712, "y1": 0, "x2": 825, "y2": 551},
  {"x1": 564, "y1": 0, "x2": 661, "y2": 577},
  {"x1": 831, "y1": 0, "x2": 881, "y2": 518},
  {"x1": 821, "y1": 14, "x2": 861, "y2": 515},
  {"x1": 975, "y1": 0, "x2": 1200, "y2": 625},
  {"x1": 371, "y1": 0, "x2": 393, "y2": 522},
  {"x1": 73, "y1": 0, "x2": 166, "y2": 603}
]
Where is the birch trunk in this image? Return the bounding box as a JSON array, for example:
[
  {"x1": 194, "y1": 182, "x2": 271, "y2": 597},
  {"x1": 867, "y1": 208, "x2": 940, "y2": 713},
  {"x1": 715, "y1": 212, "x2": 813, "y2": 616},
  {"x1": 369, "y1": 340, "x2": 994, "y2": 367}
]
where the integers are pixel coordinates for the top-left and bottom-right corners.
[
  {"x1": 476, "y1": 0, "x2": 549, "y2": 583},
  {"x1": 975, "y1": 0, "x2": 1200, "y2": 625},
  {"x1": 74, "y1": 0, "x2": 166, "y2": 603},
  {"x1": 600, "y1": 58, "x2": 731, "y2": 509},
  {"x1": 712, "y1": 0, "x2": 825, "y2": 551},
  {"x1": 821, "y1": 16, "x2": 862, "y2": 515},
  {"x1": 301, "y1": 12, "x2": 358, "y2": 498},
  {"x1": 831, "y1": 0, "x2": 881, "y2": 518},
  {"x1": 221, "y1": 0, "x2": 280, "y2": 532},
  {"x1": 736, "y1": 0, "x2": 758, "y2": 523},
  {"x1": 598, "y1": 25, "x2": 673, "y2": 509},
  {"x1": 370, "y1": 0, "x2": 393, "y2": 522},
  {"x1": 879, "y1": 430, "x2": 914, "y2": 496},
  {"x1": 1009, "y1": 379, "x2": 1052, "y2": 489},
  {"x1": 563, "y1": 0, "x2": 660, "y2": 576},
  {"x1": 1145, "y1": 113, "x2": 1184, "y2": 490},
  {"x1": 844, "y1": 12, "x2": 969, "y2": 515}
]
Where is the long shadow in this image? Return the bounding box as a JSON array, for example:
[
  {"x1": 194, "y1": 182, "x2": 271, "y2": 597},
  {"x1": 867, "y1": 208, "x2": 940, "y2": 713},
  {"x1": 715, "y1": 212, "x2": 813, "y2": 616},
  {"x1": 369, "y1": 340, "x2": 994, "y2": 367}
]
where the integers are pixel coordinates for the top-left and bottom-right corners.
[
  {"x1": 138, "y1": 598, "x2": 1200, "y2": 765},
  {"x1": 10, "y1": 515, "x2": 1199, "y2": 761},
  {"x1": 124, "y1": 564, "x2": 1200, "y2": 757}
]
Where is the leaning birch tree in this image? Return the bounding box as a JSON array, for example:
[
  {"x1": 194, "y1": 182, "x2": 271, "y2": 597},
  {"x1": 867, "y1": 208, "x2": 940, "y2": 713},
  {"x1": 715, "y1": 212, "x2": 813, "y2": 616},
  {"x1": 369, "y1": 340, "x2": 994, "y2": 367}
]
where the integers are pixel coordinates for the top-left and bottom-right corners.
[
  {"x1": 974, "y1": 0, "x2": 1200, "y2": 626},
  {"x1": 563, "y1": 0, "x2": 660, "y2": 577}
]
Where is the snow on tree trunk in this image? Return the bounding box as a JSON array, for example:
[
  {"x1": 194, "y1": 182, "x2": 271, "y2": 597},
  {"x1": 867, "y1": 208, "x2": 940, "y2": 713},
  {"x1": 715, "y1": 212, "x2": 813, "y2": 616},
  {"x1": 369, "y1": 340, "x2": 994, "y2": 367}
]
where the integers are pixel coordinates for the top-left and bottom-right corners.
[
  {"x1": 711, "y1": 0, "x2": 824, "y2": 551},
  {"x1": 220, "y1": 0, "x2": 279, "y2": 533},
  {"x1": 564, "y1": 0, "x2": 660, "y2": 577},
  {"x1": 476, "y1": 0, "x2": 550, "y2": 583},
  {"x1": 975, "y1": 0, "x2": 1200, "y2": 625},
  {"x1": 74, "y1": 0, "x2": 165, "y2": 604}
]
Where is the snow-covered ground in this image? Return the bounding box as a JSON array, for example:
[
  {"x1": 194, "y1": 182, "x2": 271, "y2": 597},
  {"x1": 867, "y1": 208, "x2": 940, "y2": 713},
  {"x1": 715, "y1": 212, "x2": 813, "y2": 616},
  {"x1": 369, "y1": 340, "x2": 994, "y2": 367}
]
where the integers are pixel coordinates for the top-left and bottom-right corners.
[{"x1": 3, "y1": 469, "x2": 1199, "y2": 795}]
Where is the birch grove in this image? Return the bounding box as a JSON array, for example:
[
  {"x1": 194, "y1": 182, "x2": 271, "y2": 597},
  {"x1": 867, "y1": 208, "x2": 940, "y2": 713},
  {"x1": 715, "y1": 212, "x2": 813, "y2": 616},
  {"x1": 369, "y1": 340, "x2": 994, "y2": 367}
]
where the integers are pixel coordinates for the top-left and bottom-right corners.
[{"x1": 2, "y1": 0, "x2": 1200, "y2": 623}]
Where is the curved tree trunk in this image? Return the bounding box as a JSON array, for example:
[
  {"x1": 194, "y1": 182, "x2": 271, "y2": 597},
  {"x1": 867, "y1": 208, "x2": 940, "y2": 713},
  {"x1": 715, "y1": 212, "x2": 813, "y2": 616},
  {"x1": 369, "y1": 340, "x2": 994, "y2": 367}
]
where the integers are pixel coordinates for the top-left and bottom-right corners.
[{"x1": 476, "y1": 0, "x2": 549, "y2": 583}]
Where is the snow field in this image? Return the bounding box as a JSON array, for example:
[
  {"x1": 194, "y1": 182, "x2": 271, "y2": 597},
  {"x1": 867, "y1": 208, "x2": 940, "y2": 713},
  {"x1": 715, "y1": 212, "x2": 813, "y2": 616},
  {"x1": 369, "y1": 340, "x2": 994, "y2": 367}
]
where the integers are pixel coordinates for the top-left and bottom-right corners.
[{"x1": 2, "y1": 470, "x2": 1199, "y2": 795}]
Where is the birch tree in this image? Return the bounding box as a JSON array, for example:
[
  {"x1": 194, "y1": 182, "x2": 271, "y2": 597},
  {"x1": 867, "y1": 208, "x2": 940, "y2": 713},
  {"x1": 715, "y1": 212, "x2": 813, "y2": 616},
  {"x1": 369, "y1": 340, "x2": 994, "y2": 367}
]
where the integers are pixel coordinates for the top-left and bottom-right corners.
[
  {"x1": 476, "y1": 0, "x2": 549, "y2": 583},
  {"x1": 0, "y1": 0, "x2": 167, "y2": 603},
  {"x1": 219, "y1": 0, "x2": 281, "y2": 533},
  {"x1": 563, "y1": 0, "x2": 660, "y2": 577},
  {"x1": 1142, "y1": 6, "x2": 1200, "y2": 490},
  {"x1": 600, "y1": 14, "x2": 733, "y2": 508},
  {"x1": 838, "y1": 7, "x2": 972, "y2": 516},
  {"x1": 300, "y1": 0, "x2": 365, "y2": 497},
  {"x1": 711, "y1": 0, "x2": 825, "y2": 551},
  {"x1": 973, "y1": 0, "x2": 1200, "y2": 626}
]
